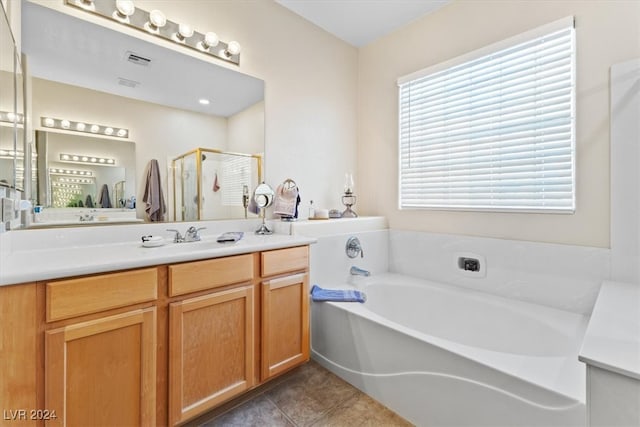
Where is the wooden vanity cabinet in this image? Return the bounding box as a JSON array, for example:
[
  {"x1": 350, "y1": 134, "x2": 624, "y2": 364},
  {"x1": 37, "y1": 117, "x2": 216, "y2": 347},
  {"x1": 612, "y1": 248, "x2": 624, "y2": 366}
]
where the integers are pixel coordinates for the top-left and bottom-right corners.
[
  {"x1": 260, "y1": 246, "x2": 310, "y2": 380},
  {"x1": 0, "y1": 283, "x2": 38, "y2": 426},
  {"x1": 167, "y1": 255, "x2": 256, "y2": 426},
  {"x1": 0, "y1": 244, "x2": 310, "y2": 427},
  {"x1": 43, "y1": 268, "x2": 159, "y2": 427}
]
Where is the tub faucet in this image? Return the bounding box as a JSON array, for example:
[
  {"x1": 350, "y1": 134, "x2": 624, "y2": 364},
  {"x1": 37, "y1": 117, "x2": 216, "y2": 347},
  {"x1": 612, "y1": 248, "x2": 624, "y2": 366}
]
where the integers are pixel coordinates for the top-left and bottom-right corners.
[{"x1": 350, "y1": 266, "x2": 370, "y2": 277}]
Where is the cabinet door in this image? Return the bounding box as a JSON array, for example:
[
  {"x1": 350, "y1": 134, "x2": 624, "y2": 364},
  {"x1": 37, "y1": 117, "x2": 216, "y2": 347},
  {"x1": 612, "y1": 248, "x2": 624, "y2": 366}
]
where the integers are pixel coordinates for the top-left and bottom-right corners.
[
  {"x1": 45, "y1": 308, "x2": 157, "y2": 427},
  {"x1": 261, "y1": 273, "x2": 310, "y2": 380},
  {"x1": 169, "y1": 286, "x2": 255, "y2": 425}
]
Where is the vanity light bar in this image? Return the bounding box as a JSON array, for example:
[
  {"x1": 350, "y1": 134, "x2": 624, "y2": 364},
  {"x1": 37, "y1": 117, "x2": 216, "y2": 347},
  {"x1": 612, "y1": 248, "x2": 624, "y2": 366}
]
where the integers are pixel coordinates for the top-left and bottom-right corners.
[
  {"x1": 41, "y1": 117, "x2": 129, "y2": 139},
  {"x1": 0, "y1": 111, "x2": 25, "y2": 125},
  {"x1": 59, "y1": 153, "x2": 116, "y2": 166},
  {"x1": 54, "y1": 189, "x2": 83, "y2": 196},
  {"x1": 65, "y1": 0, "x2": 241, "y2": 65},
  {"x1": 0, "y1": 149, "x2": 24, "y2": 159},
  {"x1": 49, "y1": 168, "x2": 94, "y2": 177},
  {"x1": 55, "y1": 177, "x2": 95, "y2": 184},
  {"x1": 52, "y1": 182, "x2": 82, "y2": 189}
]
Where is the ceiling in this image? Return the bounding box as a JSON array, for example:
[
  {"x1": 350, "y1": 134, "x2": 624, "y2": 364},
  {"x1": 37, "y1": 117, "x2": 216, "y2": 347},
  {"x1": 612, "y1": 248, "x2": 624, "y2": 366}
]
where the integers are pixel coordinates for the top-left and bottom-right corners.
[
  {"x1": 275, "y1": 0, "x2": 450, "y2": 47},
  {"x1": 21, "y1": 1, "x2": 264, "y2": 118},
  {"x1": 20, "y1": 1, "x2": 448, "y2": 117}
]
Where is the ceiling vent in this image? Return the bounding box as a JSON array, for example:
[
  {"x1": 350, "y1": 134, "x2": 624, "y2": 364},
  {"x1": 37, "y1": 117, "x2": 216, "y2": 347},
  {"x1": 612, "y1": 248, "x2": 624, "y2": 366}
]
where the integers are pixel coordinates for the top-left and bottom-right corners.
[
  {"x1": 126, "y1": 51, "x2": 151, "y2": 66},
  {"x1": 117, "y1": 77, "x2": 140, "y2": 88}
]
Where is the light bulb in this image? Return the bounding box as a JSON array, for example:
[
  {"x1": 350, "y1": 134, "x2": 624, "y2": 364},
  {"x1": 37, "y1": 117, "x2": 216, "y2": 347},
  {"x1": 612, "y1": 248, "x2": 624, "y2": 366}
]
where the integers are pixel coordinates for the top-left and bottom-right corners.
[
  {"x1": 117, "y1": 129, "x2": 127, "y2": 137},
  {"x1": 76, "y1": 122, "x2": 86, "y2": 131},
  {"x1": 61, "y1": 120, "x2": 71, "y2": 129},
  {"x1": 44, "y1": 118, "x2": 55, "y2": 127},
  {"x1": 198, "y1": 98, "x2": 210, "y2": 105},
  {"x1": 6, "y1": 112, "x2": 15, "y2": 122},
  {"x1": 61, "y1": 154, "x2": 70, "y2": 160},
  {"x1": 107, "y1": 159, "x2": 115, "y2": 164},
  {"x1": 72, "y1": 156, "x2": 79, "y2": 161},
  {"x1": 82, "y1": 156, "x2": 88, "y2": 162},
  {"x1": 201, "y1": 32, "x2": 219, "y2": 49},
  {"x1": 104, "y1": 127, "x2": 114, "y2": 136},
  {"x1": 114, "y1": 0, "x2": 134, "y2": 20},
  {"x1": 99, "y1": 158, "x2": 106, "y2": 163},
  {"x1": 77, "y1": 0, "x2": 95, "y2": 11},
  {"x1": 90, "y1": 124, "x2": 100, "y2": 133},
  {"x1": 177, "y1": 23, "x2": 194, "y2": 40},
  {"x1": 90, "y1": 158, "x2": 97, "y2": 163},
  {"x1": 226, "y1": 41, "x2": 241, "y2": 56},
  {"x1": 148, "y1": 9, "x2": 166, "y2": 31}
]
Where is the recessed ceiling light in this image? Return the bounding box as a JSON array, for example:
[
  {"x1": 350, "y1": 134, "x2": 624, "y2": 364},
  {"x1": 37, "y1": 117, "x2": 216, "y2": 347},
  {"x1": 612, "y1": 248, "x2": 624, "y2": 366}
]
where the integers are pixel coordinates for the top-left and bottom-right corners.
[{"x1": 199, "y1": 99, "x2": 211, "y2": 105}]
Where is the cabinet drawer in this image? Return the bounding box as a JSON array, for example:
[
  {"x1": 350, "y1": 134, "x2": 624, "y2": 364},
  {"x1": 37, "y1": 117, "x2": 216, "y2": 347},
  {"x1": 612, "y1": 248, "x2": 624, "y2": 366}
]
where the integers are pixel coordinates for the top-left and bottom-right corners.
[
  {"x1": 46, "y1": 268, "x2": 158, "y2": 322},
  {"x1": 261, "y1": 246, "x2": 309, "y2": 277},
  {"x1": 168, "y1": 254, "x2": 254, "y2": 297}
]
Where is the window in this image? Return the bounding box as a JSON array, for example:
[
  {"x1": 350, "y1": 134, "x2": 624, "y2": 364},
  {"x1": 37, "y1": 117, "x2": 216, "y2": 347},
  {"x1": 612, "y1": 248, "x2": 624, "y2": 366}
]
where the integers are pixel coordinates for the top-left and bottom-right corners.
[
  {"x1": 398, "y1": 17, "x2": 575, "y2": 212},
  {"x1": 221, "y1": 155, "x2": 253, "y2": 206}
]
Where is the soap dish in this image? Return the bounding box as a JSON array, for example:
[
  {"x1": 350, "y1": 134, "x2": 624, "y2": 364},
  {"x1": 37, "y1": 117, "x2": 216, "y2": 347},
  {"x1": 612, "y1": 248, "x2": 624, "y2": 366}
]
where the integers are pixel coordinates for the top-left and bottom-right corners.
[{"x1": 141, "y1": 235, "x2": 165, "y2": 248}]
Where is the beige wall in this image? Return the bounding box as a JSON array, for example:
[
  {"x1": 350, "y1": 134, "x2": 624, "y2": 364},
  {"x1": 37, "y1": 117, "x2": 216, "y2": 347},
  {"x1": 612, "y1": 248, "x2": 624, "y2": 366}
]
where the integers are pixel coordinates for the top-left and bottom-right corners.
[
  {"x1": 228, "y1": 101, "x2": 265, "y2": 156},
  {"x1": 358, "y1": 0, "x2": 640, "y2": 248}
]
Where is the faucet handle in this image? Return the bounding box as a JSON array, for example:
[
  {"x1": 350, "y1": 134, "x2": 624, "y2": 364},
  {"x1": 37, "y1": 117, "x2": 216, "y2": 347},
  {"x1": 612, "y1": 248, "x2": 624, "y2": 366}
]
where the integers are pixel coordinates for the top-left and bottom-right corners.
[
  {"x1": 346, "y1": 236, "x2": 364, "y2": 258},
  {"x1": 185, "y1": 226, "x2": 206, "y2": 241},
  {"x1": 166, "y1": 229, "x2": 184, "y2": 243}
]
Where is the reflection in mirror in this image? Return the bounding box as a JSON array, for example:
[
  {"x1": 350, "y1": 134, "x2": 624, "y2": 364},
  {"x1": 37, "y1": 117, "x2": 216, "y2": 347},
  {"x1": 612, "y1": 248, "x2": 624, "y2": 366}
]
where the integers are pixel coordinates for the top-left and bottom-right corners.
[
  {"x1": 171, "y1": 148, "x2": 262, "y2": 221},
  {"x1": 0, "y1": 3, "x2": 25, "y2": 192},
  {"x1": 35, "y1": 130, "x2": 135, "y2": 209},
  {"x1": 21, "y1": 1, "x2": 265, "y2": 228}
]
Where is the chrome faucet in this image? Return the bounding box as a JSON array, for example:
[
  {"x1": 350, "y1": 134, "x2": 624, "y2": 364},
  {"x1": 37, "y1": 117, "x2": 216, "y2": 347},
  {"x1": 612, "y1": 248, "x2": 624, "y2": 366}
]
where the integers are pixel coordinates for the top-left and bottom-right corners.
[
  {"x1": 185, "y1": 226, "x2": 206, "y2": 242},
  {"x1": 167, "y1": 226, "x2": 206, "y2": 243},
  {"x1": 350, "y1": 266, "x2": 370, "y2": 277}
]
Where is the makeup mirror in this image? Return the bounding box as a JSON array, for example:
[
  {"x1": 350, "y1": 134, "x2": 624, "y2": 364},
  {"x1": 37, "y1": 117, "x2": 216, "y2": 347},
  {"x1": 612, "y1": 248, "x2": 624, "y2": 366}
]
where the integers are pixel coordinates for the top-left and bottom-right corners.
[{"x1": 254, "y1": 182, "x2": 274, "y2": 235}]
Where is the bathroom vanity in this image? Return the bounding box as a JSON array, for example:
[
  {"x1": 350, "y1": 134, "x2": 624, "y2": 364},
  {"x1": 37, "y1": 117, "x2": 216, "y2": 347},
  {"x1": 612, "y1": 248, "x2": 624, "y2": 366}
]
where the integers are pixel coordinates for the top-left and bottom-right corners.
[{"x1": 0, "y1": 225, "x2": 313, "y2": 426}]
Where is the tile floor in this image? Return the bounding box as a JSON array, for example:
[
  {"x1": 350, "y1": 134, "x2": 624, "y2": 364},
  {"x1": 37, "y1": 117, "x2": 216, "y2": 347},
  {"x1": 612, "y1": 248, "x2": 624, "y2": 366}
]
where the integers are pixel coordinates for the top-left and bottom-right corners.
[{"x1": 190, "y1": 360, "x2": 412, "y2": 427}]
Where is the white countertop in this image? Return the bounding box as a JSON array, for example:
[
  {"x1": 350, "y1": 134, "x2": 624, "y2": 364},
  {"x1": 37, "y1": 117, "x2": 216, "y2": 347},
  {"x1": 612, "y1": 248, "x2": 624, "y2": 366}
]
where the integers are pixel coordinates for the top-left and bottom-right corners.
[
  {"x1": 0, "y1": 220, "x2": 316, "y2": 285},
  {"x1": 579, "y1": 280, "x2": 640, "y2": 380}
]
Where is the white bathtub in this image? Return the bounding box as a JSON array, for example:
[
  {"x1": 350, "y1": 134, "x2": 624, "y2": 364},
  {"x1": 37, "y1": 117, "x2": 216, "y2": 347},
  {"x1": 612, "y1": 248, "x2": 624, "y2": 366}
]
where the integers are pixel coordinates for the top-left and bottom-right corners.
[{"x1": 311, "y1": 273, "x2": 589, "y2": 426}]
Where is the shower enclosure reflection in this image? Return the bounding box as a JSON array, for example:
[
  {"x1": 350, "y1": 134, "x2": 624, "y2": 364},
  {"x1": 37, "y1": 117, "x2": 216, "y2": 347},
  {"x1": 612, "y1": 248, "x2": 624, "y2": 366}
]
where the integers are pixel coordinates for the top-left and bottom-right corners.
[{"x1": 171, "y1": 148, "x2": 262, "y2": 221}]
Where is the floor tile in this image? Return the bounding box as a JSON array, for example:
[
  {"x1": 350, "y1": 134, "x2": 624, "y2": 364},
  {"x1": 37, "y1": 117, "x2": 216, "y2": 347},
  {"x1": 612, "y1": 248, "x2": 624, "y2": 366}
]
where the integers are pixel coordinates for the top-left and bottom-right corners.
[
  {"x1": 200, "y1": 360, "x2": 411, "y2": 427},
  {"x1": 202, "y1": 394, "x2": 294, "y2": 427},
  {"x1": 266, "y1": 362, "x2": 360, "y2": 426},
  {"x1": 311, "y1": 391, "x2": 413, "y2": 427}
]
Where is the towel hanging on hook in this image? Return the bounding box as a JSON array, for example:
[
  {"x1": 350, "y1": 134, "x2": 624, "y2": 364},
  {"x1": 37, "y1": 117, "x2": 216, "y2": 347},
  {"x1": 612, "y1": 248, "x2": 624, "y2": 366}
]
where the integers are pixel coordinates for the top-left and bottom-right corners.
[
  {"x1": 274, "y1": 178, "x2": 300, "y2": 219},
  {"x1": 213, "y1": 171, "x2": 221, "y2": 192}
]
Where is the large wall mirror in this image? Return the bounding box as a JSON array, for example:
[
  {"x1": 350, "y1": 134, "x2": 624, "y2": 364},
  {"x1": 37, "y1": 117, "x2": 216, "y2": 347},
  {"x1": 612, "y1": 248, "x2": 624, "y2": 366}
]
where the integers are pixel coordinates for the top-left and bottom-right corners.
[
  {"x1": 0, "y1": 3, "x2": 26, "y2": 194},
  {"x1": 21, "y1": 1, "x2": 264, "y2": 228}
]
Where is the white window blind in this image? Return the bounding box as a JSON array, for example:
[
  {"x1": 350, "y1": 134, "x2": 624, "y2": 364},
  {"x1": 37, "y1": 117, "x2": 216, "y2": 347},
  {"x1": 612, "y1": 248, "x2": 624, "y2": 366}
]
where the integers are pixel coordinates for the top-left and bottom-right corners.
[
  {"x1": 398, "y1": 17, "x2": 575, "y2": 212},
  {"x1": 221, "y1": 155, "x2": 253, "y2": 206}
]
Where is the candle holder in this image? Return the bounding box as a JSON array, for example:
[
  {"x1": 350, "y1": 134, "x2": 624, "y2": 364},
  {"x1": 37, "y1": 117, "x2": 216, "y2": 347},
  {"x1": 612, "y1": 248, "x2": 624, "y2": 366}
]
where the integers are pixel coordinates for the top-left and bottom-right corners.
[
  {"x1": 341, "y1": 191, "x2": 357, "y2": 218},
  {"x1": 341, "y1": 172, "x2": 357, "y2": 218}
]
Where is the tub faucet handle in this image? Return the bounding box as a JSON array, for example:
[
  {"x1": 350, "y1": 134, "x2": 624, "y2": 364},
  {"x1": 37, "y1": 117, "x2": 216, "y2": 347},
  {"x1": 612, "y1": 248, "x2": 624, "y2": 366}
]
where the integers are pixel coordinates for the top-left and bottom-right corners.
[{"x1": 346, "y1": 236, "x2": 364, "y2": 258}]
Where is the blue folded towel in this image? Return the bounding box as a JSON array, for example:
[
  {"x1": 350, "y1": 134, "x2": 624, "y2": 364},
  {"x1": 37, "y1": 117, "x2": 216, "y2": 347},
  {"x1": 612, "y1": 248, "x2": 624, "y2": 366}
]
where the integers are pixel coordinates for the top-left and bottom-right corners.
[{"x1": 310, "y1": 285, "x2": 366, "y2": 303}]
